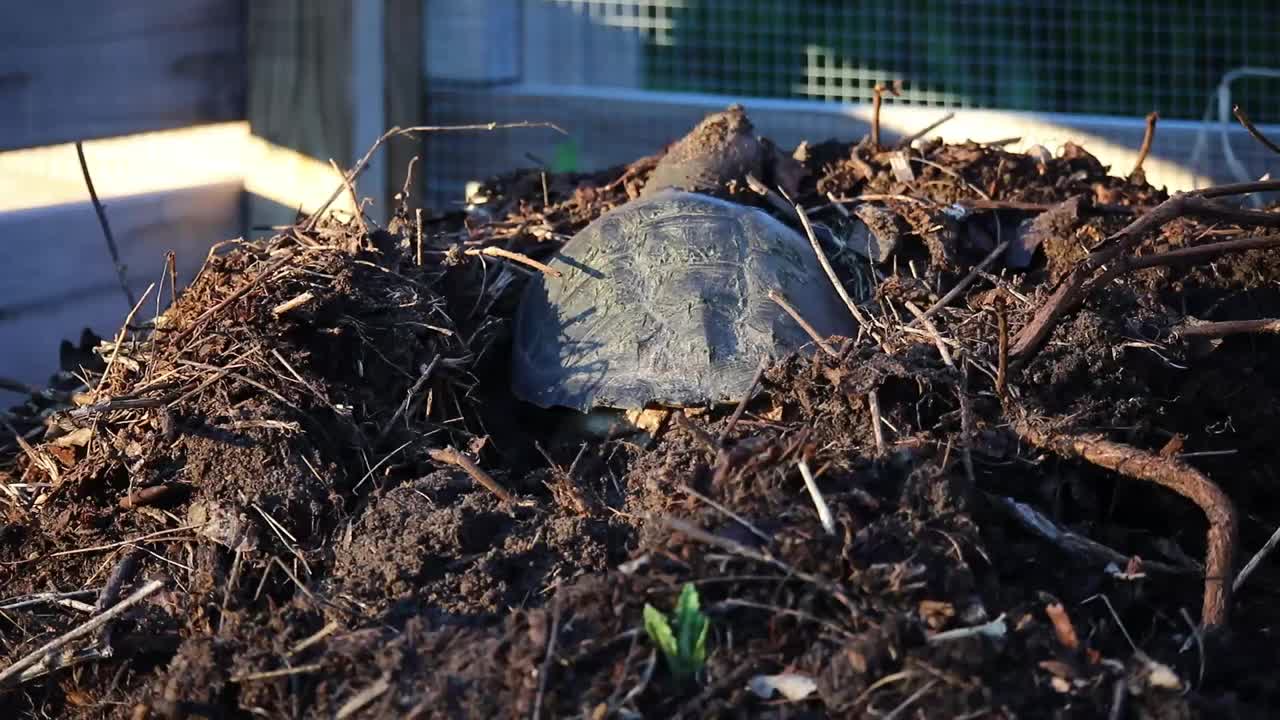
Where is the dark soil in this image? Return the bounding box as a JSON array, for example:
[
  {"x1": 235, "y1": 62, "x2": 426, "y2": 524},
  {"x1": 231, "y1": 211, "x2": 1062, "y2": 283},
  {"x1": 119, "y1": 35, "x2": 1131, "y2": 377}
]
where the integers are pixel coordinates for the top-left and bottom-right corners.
[{"x1": 3, "y1": 107, "x2": 1280, "y2": 719}]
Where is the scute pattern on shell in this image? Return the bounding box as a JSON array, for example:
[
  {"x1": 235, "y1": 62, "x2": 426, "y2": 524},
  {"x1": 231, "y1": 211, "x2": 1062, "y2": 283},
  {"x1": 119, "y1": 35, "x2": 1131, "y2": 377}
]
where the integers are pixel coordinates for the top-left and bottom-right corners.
[{"x1": 512, "y1": 190, "x2": 856, "y2": 411}]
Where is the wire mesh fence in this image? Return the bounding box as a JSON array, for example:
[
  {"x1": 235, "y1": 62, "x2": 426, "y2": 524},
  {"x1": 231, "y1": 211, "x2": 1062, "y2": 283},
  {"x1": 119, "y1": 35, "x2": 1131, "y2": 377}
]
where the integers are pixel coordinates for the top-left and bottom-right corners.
[
  {"x1": 422, "y1": 1, "x2": 1280, "y2": 206},
  {"x1": 541, "y1": 0, "x2": 1280, "y2": 122}
]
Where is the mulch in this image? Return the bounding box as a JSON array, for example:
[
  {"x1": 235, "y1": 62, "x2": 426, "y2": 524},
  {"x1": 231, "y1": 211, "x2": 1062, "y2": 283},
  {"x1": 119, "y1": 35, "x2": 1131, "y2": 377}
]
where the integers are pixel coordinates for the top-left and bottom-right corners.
[{"x1": 3, "y1": 106, "x2": 1280, "y2": 719}]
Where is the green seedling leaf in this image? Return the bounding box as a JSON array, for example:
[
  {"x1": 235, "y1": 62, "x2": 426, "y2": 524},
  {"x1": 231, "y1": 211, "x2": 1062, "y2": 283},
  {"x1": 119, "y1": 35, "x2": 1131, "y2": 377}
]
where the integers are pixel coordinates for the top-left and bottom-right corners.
[
  {"x1": 643, "y1": 583, "x2": 710, "y2": 683},
  {"x1": 674, "y1": 583, "x2": 708, "y2": 672},
  {"x1": 643, "y1": 603, "x2": 678, "y2": 660}
]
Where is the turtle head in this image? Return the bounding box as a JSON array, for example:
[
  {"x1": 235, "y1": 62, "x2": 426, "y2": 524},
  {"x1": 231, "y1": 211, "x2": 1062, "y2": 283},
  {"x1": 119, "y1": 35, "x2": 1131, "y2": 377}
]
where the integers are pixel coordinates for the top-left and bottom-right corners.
[{"x1": 641, "y1": 105, "x2": 806, "y2": 201}]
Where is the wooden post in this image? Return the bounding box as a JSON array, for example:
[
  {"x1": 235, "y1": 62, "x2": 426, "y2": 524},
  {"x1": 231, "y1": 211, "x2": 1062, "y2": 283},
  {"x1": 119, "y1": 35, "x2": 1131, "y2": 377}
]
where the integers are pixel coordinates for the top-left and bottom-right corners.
[
  {"x1": 383, "y1": 0, "x2": 425, "y2": 210},
  {"x1": 246, "y1": 0, "x2": 424, "y2": 231}
]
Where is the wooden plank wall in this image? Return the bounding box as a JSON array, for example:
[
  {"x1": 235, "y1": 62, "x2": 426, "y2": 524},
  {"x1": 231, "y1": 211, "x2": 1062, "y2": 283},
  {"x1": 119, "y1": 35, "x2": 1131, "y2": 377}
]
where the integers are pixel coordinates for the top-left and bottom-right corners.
[
  {"x1": 247, "y1": 0, "x2": 424, "y2": 230},
  {"x1": 0, "y1": 0, "x2": 246, "y2": 150},
  {"x1": 0, "y1": 1, "x2": 427, "y2": 390},
  {"x1": 0, "y1": 183, "x2": 243, "y2": 388}
]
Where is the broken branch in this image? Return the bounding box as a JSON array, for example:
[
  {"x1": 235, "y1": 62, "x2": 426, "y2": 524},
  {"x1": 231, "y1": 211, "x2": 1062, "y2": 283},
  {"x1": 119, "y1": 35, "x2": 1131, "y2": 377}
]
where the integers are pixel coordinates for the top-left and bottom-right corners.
[
  {"x1": 1010, "y1": 187, "x2": 1280, "y2": 364},
  {"x1": 1013, "y1": 420, "x2": 1236, "y2": 628},
  {"x1": 870, "y1": 81, "x2": 901, "y2": 150},
  {"x1": 76, "y1": 141, "x2": 135, "y2": 308},
  {"x1": 1233, "y1": 105, "x2": 1280, "y2": 156},
  {"x1": 1130, "y1": 112, "x2": 1159, "y2": 177},
  {"x1": 464, "y1": 246, "x2": 562, "y2": 277},
  {"x1": 0, "y1": 579, "x2": 165, "y2": 686},
  {"x1": 768, "y1": 289, "x2": 839, "y2": 357},
  {"x1": 428, "y1": 447, "x2": 532, "y2": 510}
]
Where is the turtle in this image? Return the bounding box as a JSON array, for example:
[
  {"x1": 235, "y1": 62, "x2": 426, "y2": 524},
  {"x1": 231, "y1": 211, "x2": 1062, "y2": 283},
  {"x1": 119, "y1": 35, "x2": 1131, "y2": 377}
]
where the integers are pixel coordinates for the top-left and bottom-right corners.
[{"x1": 510, "y1": 188, "x2": 857, "y2": 418}]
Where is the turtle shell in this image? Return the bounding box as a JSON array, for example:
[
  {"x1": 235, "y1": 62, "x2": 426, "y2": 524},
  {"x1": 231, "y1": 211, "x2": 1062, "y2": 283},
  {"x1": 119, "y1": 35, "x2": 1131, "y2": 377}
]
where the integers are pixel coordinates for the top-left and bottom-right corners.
[{"x1": 511, "y1": 190, "x2": 857, "y2": 411}]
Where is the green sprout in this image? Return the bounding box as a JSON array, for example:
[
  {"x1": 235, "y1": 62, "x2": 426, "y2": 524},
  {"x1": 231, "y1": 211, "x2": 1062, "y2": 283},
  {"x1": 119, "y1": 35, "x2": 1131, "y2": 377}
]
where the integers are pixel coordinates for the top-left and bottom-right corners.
[{"x1": 643, "y1": 582, "x2": 709, "y2": 683}]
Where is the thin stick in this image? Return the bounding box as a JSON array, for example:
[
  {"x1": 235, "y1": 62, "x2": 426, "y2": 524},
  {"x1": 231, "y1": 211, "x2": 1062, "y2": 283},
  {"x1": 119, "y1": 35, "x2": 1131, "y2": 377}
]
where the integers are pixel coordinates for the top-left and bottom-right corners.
[
  {"x1": 994, "y1": 296, "x2": 1009, "y2": 402},
  {"x1": 464, "y1": 246, "x2": 561, "y2": 277},
  {"x1": 718, "y1": 355, "x2": 769, "y2": 445},
  {"x1": 335, "y1": 677, "x2": 390, "y2": 720},
  {"x1": 1234, "y1": 522, "x2": 1280, "y2": 593},
  {"x1": 232, "y1": 663, "x2": 324, "y2": 683},
  {"x1": 401, "y1": 155, "x2": 420, "y2": 202},
  {"x1": 989, "y1": 494, "x2": 1193, "y2": 575},
  {"x1": 1131, "y1": 112, "x2": 1159, "y2": 177},
  {"x1": 793, "y1": 203, "x2": 878, "y2": 335},
  {"x1": 94, "y1": 283, "x2": 156, "y2": 396},
  {"x1": 768, "y1": 289, "x2": 838, "y2": 357},
  {"x1": 0, "y1": 589, "x2": 99, "y2": 611},
  {"x1": 0, "y1": 579, "x2": 164, "y2": 686},
  {"x1": 897, "y1": 112, "x2": 956, "y2": 149},
  {"x1": 329, "y1": 158, "x2": 369, "y2": 237},
  {"x1": 415, "y1": 208, "x2": 424, "y2": 266},
  {"x1": 658, "y1": 515, "x2": 856, "y2": 614},
  {"x1": 744, "y1": 173, "x2": 794, "y2": 215},
  {"x1": 428, "y1": 447, "x2": 533, "y2": 509},
  {"x1": 956, "y1": 374, "x2": 978, "y2": 489},
  {"x1": 36, "y1": 525, "x2": 198, "y2": 562},
  {"x1": 376, "y1": 357, "x2": 438, "y2": 444},
  {"x1": 531, "y1": 594, "x2": 561, "y2": 720},
  {"x1": 870, "y1": 82, "x2": 900, "y2": 150},
  {"x1": 1010, "y1": 187, "x2": 1280, "y2": 364},
  {"x1": 914, "y1": 240, "x2": 1010, "y2": 323},
  {"x1": 680, "y1": 484, "x2": 771, "y2": 544},
  {"x1": 1233, "y1": 105, "x2": 1280, "y2": 156},
  {"x1": 883, "y1": 679, "x2": 939, "y2": 720},
  {"x1": 289, "y1": 621, "x2": 339, "y2": 655},
  {"x1": 305, "y1": 121, "x2": 567, "y2": 232},
  {"x1": 867, "y1": 389, "x2": 886, "y2": 455},
  {"x1": 1014, "y1": 421, "x2": 1237, "y2": 628},
  {"x1": 353, "y1": 439, "x2": 414, "y2": 491},
  {"x1": 1121, "y1": 233, "x2": 1280, "y2": 272},
  {"x1": 903, "y1": 301, "x2": 954, "y2": 368},
  {"x1": 797, "y1": 460, "x2": 835, "y2": 535},
  {"x1": 1177, "y1": 318, "x2": 1280, "y2": 339},
  {"x1": 76, "y1": 141, "x2": 135, "y2": 308},
  {"x1": 271, "y1": 291, "x2": 315, "y2": 317}
]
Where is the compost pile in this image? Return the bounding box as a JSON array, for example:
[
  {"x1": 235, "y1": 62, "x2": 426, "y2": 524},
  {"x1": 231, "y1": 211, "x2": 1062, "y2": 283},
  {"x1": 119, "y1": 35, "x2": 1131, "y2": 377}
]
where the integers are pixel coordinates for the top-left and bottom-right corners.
[{"x1": 4, "y1": 106, "x2": 1280, "y2": 719}]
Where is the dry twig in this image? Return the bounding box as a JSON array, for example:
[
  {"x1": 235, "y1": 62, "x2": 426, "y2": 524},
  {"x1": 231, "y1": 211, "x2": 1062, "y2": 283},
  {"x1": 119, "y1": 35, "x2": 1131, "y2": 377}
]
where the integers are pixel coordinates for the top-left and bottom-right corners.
[
  {"x1": 1234, "y1": 521, "x2": 1280, "y2": 593},
  {"x1": 428, "y1": 447, "x2": 533, "y2": 510},
  {"x1": 870, "y1": 81, "x2": 901, "y2": 150},
  {"x1": 1233, "y1": 105, "x2": 1280, "y2": 156},
  {"x1": 531, "y1": 594, "x2": 562, "y2": 720},
  {"x1": 1130, "y1": 112, "x2": 1159, "y2": 177},
  {"x1": 994, "y1": 296, "x2": 1009, "y2": 403},
  {"x1": 305, "y1": 122, "x2": 567, "y2": 233},
  {"x1": 329, "y1": 158, "x2": 369, "y2": 238},
  {"x1": 464, "y1": 246, "x2": 561, "y2": 277},
  {"x1": 1176, "y1": 318, "x2": 1280, "y2": 340},
  {"x1": 768, "y1": 289, "x2": 838, "y2": 357},
  {"x1": 1010, "y1": 184, "x2": 1280, "y2": 364},
  {"x1": 914, "y1": 240, "x2": 1010, "y2": 323},
  {"x1": 1013, "y1": 420, "x2": 1237, "y2": 628},
  {"x1": 718, "y1": 355, "x2": 769, "y2": 445},
  {"x1": 0, "y1": 579, "x2": 164, "y2": 686},
  {"x1": 793, "y1": 202, "x2": 878, "y2": 338},
  {"x1": 76, "y1": 141, "x2": 135, "y2": 307},
  {"x1": 867, "y1": 389, "x2": 886, "y2": 456},
  {"x1": 658, "y1": 515, "x2": 856, "y2": 614},
  {"x1": 897, "y1": 112, "x2": 956, "y2": 149}
]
